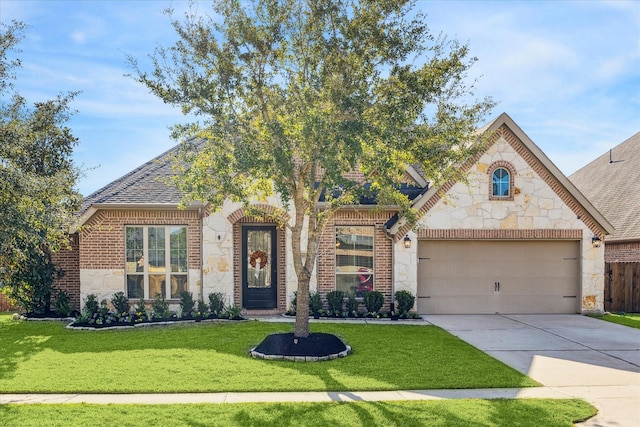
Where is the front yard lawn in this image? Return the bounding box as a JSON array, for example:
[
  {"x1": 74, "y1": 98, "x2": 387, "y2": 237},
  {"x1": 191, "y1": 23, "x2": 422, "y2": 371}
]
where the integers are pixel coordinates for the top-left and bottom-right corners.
[
  {"x1": 0, "y1": 399, "x2": 596, "y2": 427},
  {"x1": 590, "y1": 313, "x2": 640, "y2": 329},
  {"x1": 0, "y1": 314, "x2": 538, "y2": 393}
]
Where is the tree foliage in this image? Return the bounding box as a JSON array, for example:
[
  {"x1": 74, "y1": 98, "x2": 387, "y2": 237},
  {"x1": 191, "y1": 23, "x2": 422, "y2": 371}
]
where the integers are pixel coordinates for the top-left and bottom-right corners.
[
  {"x1": 0, "y1": 21, "x2": 82, "y2": 312},
  {"x1": 130, "y1": 0, "x2": 494, "y2": 337}
]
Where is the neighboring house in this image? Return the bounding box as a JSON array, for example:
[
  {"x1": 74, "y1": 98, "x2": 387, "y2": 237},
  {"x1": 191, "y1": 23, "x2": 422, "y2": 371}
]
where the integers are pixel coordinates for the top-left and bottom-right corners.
[
  {"x1": 53, "y1": 113, "x2": 613, "y2": 315},
  {"x1": 570, "y1": 131, "x2": 640, "y2": 312},
  {"x1": 570, "y1": 131, "x2": 640, "y2": 262}
]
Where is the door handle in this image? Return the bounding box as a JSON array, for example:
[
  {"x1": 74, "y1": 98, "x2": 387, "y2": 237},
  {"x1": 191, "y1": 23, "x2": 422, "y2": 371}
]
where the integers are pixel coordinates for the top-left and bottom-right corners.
[{"x1": 494, "y1": 281, "x2": 500, "y2": 292}]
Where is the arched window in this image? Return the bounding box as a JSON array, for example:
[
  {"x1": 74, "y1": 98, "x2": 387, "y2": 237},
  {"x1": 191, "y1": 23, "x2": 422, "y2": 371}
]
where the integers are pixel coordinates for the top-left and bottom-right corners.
[{"x1": 492, "y1": 168, "x2": 510, "y2": 197}]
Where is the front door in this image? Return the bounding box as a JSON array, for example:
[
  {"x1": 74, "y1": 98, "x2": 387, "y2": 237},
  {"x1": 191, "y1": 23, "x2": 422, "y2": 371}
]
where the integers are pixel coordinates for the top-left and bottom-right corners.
[{"x1": 242, "y1": 226, "x2": 278, "y2": 309}]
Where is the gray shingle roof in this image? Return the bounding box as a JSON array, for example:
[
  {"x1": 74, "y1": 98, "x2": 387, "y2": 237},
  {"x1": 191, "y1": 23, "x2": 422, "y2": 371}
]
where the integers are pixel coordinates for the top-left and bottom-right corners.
[
  {"x1": 570, "y1": 131, "x2": 640, "y2": 241},
  {"x1": 80, "y1": 144, "x2": 185, "y2": 214}
]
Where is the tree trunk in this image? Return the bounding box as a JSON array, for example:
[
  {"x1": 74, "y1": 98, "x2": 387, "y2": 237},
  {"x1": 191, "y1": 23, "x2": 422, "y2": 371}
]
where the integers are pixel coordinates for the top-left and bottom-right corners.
[{"x1": 294, "y1": 268, "x2": 311, "y2": 338}]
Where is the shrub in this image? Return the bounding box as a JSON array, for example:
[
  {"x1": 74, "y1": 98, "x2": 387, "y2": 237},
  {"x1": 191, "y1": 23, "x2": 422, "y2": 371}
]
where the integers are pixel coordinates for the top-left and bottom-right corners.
[
  {"x1": 179, "y1": 291, "x2": 195, "y2": 315},
  {"x1": 290, "y1": 291, "x2": 297, "y2": 313},
  {"x1": 83, "y1": 294, "x2": 99, "y2": 316},
  {"x1": 362, "y1": 291, "x2": 384, "y2": 314},
  {"x1": 54, "y1": 290, "x2": 74, "y2": 317},
  {"x1": 225, "y1": 305, "x2": 242, "y2": 319},
  {"x1": 134, "y1": 298, "x2": 146, "y2": 314},
  {"x1": 346, "y1": 292, "x2": 359, "y2": 315},
  {"x1": 309, "y1": 292, "x2": 322, "y2": 316},
  {"x1": 208, "y1": 292, "x2": 226, "y2": 316},
  {"x1": 111, "y1": 291, "x2": 130, "y2": 315},
  {"x1": 152, "y1": 293, "x2": 170, "y2": 319},
  {"x1": 325, "y1": 290, "x2": 344, "y2": 314},
  {"x1": 395, "y1": 290, "x2": 415, "y2": 315},
  {"x1": 197, "y1": 299, "x2": 208, "y2": 315}
]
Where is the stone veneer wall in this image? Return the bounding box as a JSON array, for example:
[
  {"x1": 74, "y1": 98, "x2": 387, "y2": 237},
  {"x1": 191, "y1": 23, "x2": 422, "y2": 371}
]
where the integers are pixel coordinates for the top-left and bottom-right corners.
[
  {"x1": 606, "y1": 241, "x2": 640, "y2": 263},
  {"x1": 394, "y1": 132, "x2": 607, "y2": 313},
  {"x1": 79, "y1": 209, "x2": 202, "y2": 307},
  {"x1": 51, "y1": 233, "x2": 81, "y2": 309}
]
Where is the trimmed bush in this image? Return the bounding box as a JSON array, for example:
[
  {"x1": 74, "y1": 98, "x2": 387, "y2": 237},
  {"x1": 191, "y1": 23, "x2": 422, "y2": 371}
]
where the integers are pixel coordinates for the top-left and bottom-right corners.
[
  {"x1": 395, "y1": 290, "x2": 415, "y2": 315},
  {"x1": 83, "y1": 294, "x2": 99, "y2": 316},
  {"x1": 346, "y1": 292, "x2": 359, "y2": 315},
  {"x1": 362, "y1": 291, "x2": 384, "y2": 314},
  {"x1": 208, "y1": 292, "x2": 226, "y2": 316},
  {"x1": 152, "y1": 293, "x2": 170, "y2": 319},
  {"x1": 179, "y1": 291, "x2": 195, "y2": 315},
  {"x1": 309, "y1": 292, "x2": 322, "y2": 316},
  {"x1": 111, "y1": 291, "x2": 130, "y2": 315},
  {"x1": 325, "y1": 290, "x2": 344, "y2": 314}
]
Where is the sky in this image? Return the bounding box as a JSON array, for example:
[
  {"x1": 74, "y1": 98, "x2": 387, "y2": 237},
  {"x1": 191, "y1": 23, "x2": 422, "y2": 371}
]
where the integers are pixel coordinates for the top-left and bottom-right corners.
[{"x1": 1, "y1": 0, "x2": 639, "y2": 197}]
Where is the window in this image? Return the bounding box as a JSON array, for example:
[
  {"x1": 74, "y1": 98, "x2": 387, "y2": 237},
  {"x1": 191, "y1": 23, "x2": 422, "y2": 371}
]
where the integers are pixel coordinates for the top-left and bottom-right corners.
[
  {"x1": 125, "y1": 226, "x2": 188, "y2": 299},
  {"x1": 335, "y1": 226, "x2": 374, "y2": 296},
  {"x1": 492, "y1": 167, "x2": 510, "y2": 197}
]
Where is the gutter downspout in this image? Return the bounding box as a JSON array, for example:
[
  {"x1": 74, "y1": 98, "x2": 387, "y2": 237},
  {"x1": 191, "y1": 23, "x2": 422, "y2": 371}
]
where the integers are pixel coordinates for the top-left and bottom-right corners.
[{"x1": 199, "y1": 206, "x2": 205, "y2": 303}]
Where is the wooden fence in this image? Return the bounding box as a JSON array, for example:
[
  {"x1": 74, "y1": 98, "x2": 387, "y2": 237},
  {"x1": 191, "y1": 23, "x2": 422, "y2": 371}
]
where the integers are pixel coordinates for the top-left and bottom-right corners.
[
  {"x1": 0, "y1": 293, "x2": 17, "y2": 312},
  {"x1": 605, "y1": 262, "x2": 640, "y2": 313}
]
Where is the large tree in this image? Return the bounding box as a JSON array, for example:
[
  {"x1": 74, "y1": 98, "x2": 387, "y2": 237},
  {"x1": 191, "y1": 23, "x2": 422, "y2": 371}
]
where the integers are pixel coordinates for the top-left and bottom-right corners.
[
  {"x1": 130, "y1": 0, "x2": 493, "y2": 337},
  {"x1": 0, "y1": 21, "x2": 82, "y2": 313}
]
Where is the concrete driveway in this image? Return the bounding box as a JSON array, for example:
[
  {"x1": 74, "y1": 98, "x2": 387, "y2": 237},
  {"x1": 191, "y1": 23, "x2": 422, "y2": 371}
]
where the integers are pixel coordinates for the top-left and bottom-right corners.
[{"x1": 424, "y1": 314, "x2": 640, "y2": 426}]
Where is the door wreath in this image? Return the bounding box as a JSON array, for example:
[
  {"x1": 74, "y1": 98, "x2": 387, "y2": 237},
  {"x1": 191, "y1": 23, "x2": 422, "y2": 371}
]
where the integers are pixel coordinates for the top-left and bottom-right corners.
[{"x1": 250, "y1": 250, "x2": 268, "y2": 269}]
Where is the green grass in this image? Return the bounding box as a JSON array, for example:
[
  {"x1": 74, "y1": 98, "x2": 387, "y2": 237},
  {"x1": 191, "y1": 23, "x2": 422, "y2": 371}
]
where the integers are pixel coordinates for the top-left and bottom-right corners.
[
  {"x1": 590, "y1": 313, "x2": 640, "y2": 329},
  {"x1": 0, "y1": 399, "x2": 596, "y2": 427},
  {"x1": 0, "y1": 314, "x2": 538, "y2": 393}
]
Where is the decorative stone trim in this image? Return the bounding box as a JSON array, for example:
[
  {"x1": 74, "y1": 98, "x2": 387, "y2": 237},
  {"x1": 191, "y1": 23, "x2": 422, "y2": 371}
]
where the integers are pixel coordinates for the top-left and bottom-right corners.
[
  {"x1": 418, "y1": 229, "x2": 582, "y2": 240},
  {"x1": 249, "y1": 345, "x2": 352, "y2": 362}
]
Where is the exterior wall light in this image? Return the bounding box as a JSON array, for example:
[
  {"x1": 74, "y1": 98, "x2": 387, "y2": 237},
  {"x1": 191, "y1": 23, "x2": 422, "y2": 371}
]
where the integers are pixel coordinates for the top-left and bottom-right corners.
[
  {"x1": 403, "y1": 235, "x2": 412, "y2": 249},
  {"x1": 592, "y1": 236, "x2": 602, "y2": 248}
]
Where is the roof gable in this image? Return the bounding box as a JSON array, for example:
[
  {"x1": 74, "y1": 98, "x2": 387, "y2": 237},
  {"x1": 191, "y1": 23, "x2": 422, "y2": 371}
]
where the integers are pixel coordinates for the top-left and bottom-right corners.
[
  {"x1": 389, "y1": 112, "x2": 614, "y2": 239},
  {"x1": 570, "y1": 131, "x2": 640, "y2": 241}
]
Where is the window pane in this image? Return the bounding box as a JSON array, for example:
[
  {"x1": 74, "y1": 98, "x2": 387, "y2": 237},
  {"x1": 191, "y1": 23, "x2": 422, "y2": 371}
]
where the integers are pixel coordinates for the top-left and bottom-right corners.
[
  {"x1": 149, "y1": 275, "x2": 166, "y2": 299},
  {"x1": 336, "y1": 274, "x2": 374, "y2": 297},
  {"x1": 127, "y1": 275, "x2": 144, "y2": 299},
  {"x1": 492, "y1": 168, "x2": 510, "y2": 197},
  {"x1": 170, "y1": 226, "x2": 188, "y2": 272},
  {"x1": 125, "y1": 227, "x2": 144, "y2": 273},
  {"x1": 148, "y1": 227, "x2": 166, "y2": 273},
  {"x1": 247, "y1": 229, "x2": 271, "y2": 289},
  {"x1": 335, "y1": 227, "x2": 374, "y2": 271},
  {"x1": 170, "y1": 275, "x2": 187, "y2": 299}
]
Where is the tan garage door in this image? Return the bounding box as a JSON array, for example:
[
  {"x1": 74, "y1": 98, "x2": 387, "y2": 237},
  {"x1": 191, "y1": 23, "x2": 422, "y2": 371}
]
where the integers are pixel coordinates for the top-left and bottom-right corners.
[{"x1": 417, "y1": 240, "x2": 580, "y2": 314}]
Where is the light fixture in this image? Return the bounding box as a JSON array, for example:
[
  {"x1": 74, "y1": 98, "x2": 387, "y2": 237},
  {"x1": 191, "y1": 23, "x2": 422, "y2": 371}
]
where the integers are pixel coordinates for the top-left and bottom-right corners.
[
  {"x1": 403, "y1": 235, "x2": 412, "y2": 249},
  {"x1": 592, "y1": 236, "x2": 602, "y2": 248}
]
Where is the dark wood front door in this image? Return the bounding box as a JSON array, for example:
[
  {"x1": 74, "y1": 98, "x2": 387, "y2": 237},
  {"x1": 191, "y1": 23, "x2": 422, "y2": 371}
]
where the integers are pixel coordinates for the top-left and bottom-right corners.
[{"x1": 242, "y1": 226, "x2": 278, "y2": 309}]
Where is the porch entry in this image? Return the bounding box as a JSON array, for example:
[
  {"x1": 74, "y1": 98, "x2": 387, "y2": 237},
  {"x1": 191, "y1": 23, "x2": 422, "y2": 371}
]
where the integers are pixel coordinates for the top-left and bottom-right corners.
[{"x1": 242, "y1": 225, "x2": 278, "y2": 309}]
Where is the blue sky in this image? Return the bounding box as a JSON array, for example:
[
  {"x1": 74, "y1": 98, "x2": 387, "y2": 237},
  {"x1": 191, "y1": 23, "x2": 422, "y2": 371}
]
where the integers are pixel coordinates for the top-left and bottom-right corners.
[{"x1": 2, "y1": 0, "x2": 639, "y2": 196}]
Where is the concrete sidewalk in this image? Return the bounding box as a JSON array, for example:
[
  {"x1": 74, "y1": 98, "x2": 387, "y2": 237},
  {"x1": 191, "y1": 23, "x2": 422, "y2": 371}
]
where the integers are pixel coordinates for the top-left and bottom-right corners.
[{"x1": 2, "y1": 384, "x2": 636, "y2": 405}]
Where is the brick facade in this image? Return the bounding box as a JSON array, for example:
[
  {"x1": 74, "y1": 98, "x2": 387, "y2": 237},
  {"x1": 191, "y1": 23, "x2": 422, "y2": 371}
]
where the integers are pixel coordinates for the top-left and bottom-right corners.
[
  {"x1": 606, "y1": 241, "x2": 640, "y2": 263},
  {"x1": 80, "y1": 209, "x2": 201, "y2": 270},
  {"x1": 52, "y1": 234, "x2": 81, "y2": 309},
  {"x1": 317, "y1": 209, "x2": 395, "y2": 310}
]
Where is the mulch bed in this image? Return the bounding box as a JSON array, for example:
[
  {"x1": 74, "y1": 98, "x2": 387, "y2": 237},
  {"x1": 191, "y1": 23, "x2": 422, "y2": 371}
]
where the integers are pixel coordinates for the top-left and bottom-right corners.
[{"x1": 252, "y1": 332, "x2": 348, "y2": 358}]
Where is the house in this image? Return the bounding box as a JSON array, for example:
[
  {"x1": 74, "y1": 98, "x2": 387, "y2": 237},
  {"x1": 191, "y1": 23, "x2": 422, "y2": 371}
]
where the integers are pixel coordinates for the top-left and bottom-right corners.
[
  {"x1": 570, "y1": 131, "x2": 640, "y2": 312},
  {"x1": 53, "y1": 113, "x2": 613, "y2": 315},
  {"x1": 570, "y1": 131, "x2": 640, "y2": 263}
]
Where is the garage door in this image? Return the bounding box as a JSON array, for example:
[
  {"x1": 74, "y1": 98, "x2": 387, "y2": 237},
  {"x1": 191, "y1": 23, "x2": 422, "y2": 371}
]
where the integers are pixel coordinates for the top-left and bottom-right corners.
[{"x1": 417, "y1": 240, "x2": 580, "y2": 314}]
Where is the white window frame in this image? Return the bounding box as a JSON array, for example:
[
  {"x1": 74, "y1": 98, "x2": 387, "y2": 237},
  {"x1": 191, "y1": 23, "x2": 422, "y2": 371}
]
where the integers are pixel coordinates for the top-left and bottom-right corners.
[{"x1": 125, "y1": 225, "x2": 188, "y2": 300}]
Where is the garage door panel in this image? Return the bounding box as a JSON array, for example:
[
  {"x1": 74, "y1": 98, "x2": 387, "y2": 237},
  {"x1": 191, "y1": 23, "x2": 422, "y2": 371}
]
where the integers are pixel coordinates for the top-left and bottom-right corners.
[{"x1": 417, "y1": 240, "x2": 580, "y2": 314}]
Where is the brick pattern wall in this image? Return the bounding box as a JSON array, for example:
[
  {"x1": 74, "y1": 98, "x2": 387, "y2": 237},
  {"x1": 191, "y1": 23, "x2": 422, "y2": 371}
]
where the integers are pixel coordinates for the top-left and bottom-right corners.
[
  {"x1": 52, "y1": 234, "x2": 81, "y2": 309},
  {"x1": 317, "y1": 209, "x2": 394, "y2": 310},
  {"x1": 80, "y1": 209, "x2": 202, "y2": 270},
  {"x1": 419, "y1": 229, "x2": 582, "y2": 240},
  {"x1": 606, "y1": 241, "x2": 640, "y2": 262}
]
